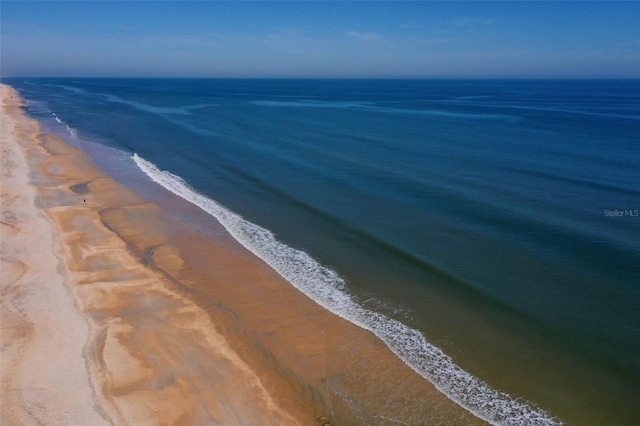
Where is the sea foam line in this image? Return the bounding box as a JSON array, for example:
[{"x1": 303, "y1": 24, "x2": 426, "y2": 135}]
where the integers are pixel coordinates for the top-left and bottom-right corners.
[
  {"x1": 49, "y1": 110, "x2": 78, "y2": 140},
  {"x1": 132, "y1": 153, "x2": 561, "y2": 426},
  {"x1": 48, "y1": 110, "x2": 78, "y2": 140},
  {"x1": 51, "y1": 112, "x2": 63, "y2": 124}
]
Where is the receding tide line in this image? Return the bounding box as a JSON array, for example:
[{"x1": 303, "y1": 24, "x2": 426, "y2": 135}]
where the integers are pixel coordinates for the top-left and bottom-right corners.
[{"x1": 132, "y1": 153, "x2": 561, "y2": 426}]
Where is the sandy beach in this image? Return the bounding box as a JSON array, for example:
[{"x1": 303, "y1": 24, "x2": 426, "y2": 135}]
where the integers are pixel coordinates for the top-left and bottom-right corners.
[
  {"x1": 1, "y1": 84, "x2": 111, "y2": 425},
  {"x1": 1, "y1": 83, "x2": 484, "y2": 425}
]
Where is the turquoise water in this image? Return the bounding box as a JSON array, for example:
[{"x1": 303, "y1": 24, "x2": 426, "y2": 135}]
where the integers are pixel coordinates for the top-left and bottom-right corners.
[{"x1": 8, "y1": 78, "x2": 639, "y2": 424}]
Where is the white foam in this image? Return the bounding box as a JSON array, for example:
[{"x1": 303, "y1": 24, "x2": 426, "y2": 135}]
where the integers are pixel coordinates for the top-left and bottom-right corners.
[
  {"x1": 65, "y1": 125, "x2": 78, "y2": 141},
  {"x1": 132, "y1": 153, "x2": 562, "y2": 426},
  {"x1": 47, "y1": 110, "x2": 76, "y2": 138},
  {"x1": 51, "y1": 111, "x2": 63, "y2": 123}
]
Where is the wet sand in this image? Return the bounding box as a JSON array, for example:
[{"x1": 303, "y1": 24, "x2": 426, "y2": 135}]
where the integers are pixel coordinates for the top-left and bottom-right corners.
[{"x1": 1, "y1": 83, "x2": 485, "y2": 425}]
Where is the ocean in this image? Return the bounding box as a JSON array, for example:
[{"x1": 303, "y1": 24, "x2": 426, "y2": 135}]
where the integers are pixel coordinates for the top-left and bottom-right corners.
[{"x1": 6, "y1": 78, "x2": 639, "y2": 425}]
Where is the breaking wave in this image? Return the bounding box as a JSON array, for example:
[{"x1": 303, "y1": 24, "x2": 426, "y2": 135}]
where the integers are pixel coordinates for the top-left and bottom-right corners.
[{"x1": 132, "y1": 153, "x2": 561, "y2": 426}]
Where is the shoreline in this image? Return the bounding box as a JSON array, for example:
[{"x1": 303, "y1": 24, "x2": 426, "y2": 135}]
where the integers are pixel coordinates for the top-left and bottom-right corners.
[
  {"x1": 1, "y1": 83, "x2": 484, "y2": 424},
  {"x1": 1, "y1": 85, "x2": 110, "y2": 425}
]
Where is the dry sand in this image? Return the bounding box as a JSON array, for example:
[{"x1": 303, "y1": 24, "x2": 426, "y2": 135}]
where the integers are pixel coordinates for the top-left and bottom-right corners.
[
  {"x1": 1, "y1": 85, "x2": 110, "y2": 425},
  {"x1": 0, "y1": 83, "x2": 485, "y2": 425}
]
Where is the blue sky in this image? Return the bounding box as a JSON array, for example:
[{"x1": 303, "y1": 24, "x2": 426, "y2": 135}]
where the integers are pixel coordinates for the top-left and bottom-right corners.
[{"x1": 1, "y1": 1, "x2": 639, "y2": 78}]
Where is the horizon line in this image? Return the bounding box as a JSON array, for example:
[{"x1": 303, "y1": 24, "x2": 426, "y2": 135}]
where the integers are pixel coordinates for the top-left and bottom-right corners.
[{"x1": 2, "y1": 75, "x2": 639, "y2": 81}]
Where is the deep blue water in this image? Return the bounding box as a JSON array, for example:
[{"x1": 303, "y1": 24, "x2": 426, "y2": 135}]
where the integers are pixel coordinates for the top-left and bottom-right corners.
[{"x1": 6, "y1": 78, "x2": 640, "y2": 424}]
